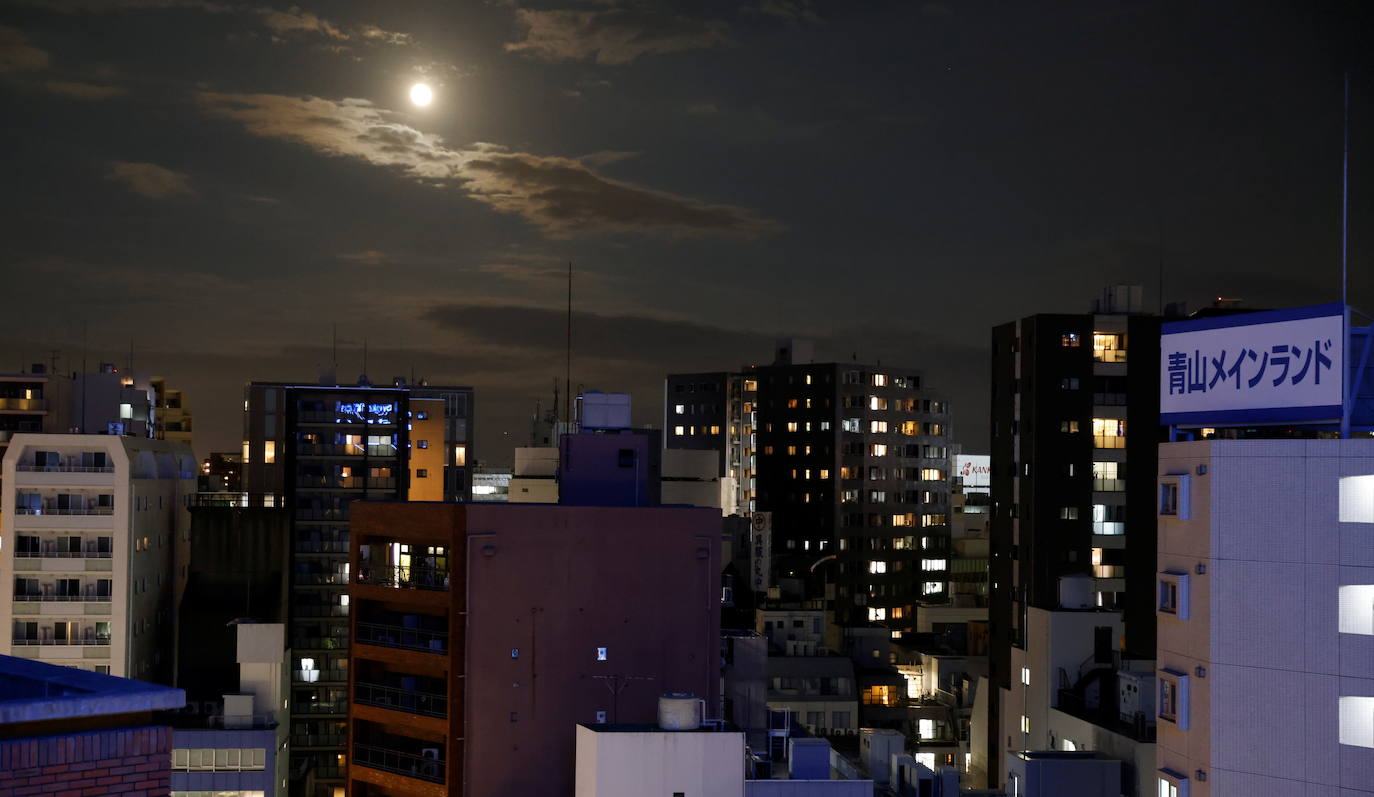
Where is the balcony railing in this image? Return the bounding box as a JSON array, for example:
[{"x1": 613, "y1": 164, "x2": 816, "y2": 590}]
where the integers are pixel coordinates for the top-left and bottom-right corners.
[
  {"x1": 296, "y1": 444, "x2": 398, "y2": 457},
  {"x1": 356, "y1": 564, "x2": 449, "y2": 591},
  {"x1": 355, "y1": 622, "x2": 447, "y2": 654},
  {"x1": 15, "y1": 507, "x2": 114, "y2": 516},
  {"x1": 12, "y1": 637, "x2": 111, "y2": 646},
  {"x1": 295, "y1": 541, "x2": 349, "y2": 554},
  {"x1": 354, "y1": 682, "x2": 447, "y2": 719},
  {"x1": 353, "y1": 743, "x2": 444, "y2": 784},
  {"x1": 292, "y1": 700, "x2": 347, "y2": 715},
  {"x1": 294, "y1": 604, "x2": 349, "y2": 618},
  {"x1": 15, "y1": 549, "x2": 112, "y2": 559},
  {"x1": 16, "y1": 464, "x2": 114, "y2": 473},
  {"x1": 292, "y1": 635, "x2": 349, "y2": 650},
  {"x1": 294, "y1": 668, "x2": 348, "y2": 683},
  {"x1": 0, "y1": 398, "x2": 47, "y2": 412},
  {"x1": 292, "y1": 732, "x2": 345, "y2": 748},
  {"x1": 14, "y1": 592, "x2": 112, "y2": 602},
  {"x1": 295, "y1": 572, "x2": 349, "y2": 586}
]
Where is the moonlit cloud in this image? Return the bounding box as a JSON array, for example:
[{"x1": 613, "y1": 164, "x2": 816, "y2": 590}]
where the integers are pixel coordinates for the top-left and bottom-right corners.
[
  {"x1": 194, "y1": 91, "x2": 779, "y2": 238},
  {"x1": 107, "y1": 161, "x2": 195, "y2": 199},
  {"x1": 504, "y1": 7, "x2": 730, "y2": 65},
  {"x1": 0, "y1": 26, "x2": 51, "y2": 72}
]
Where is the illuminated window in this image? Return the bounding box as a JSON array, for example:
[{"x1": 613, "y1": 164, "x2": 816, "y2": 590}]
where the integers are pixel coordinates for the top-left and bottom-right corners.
[
  {"x1": 920, "y1": 468, "x2": 943, "y2": 481},
  {"x1": 869, "y1": 396, "x2": 888, "y2": 411},
  {"x1": 1092, "y1": 418, "x2": 1126, "y2": 448},
  {"x1": 891, "y1": 514, "x2": 914, "y2": 527},
  {"x1": 417, "y1": 440, "x2": 429, "y2": 449},
  {"x1": 819, "y1": 469, "x2": 830, "y2": 480},
  {"x1": 870, "y1": 420, "x2": 888, "y2": 433},
  {"x1": 922, "y1": 581, "x2": 942, "y2": 594},
  {"x1": 867, "y1": 607, "x2": 886, "y2": 621},
  {"x1": 1021, "y1": 715, "x2": 1031, "y2": 733},
  {"x1": 900, "y1": 421, "x2": 921, "y2": 435},
  {"x1": 918, "y1": 718, "x2": 935, "y2": 739},
  {"x1": 1059, "y1": 506, "x2": 1079, "y2": 520},
  {"x1": 873, "y1": 374, "x2": 887, "y2": 386},
  {"x1": 787, "y1": 445, "x2": 798, "y2": 455},
  {"x1": 861, "y1": 685, "x2": 897, "y2": 706},
  {"x1": 241, "y1": 440, "x2": 250, "y2": 464},
  {"x1": 1093, "y1": 461, "x2": 1124, "y2": 491},
  {"x1": 1093, "y1": 333, "x2": 1126, "y2": 362},
  {"x1": 453, "y1": 445, "x2": 467, "y2": 466},
  {"x1": 921, "y1": 559, "x2": 947, "y2": 571},
  {"x1": 709, "y1": 425, "x2": 721, "y2": 435},
  {"x1": 787, "y1": 398, "x2": 799, "y2": 408},
  {"x1": 805, "y1": 374, "x2": 813, "y2": 385},
  {"x1": 869, "y1": 560, "x2": 887, "y2": 574},
  {"x1": 870, "y1": 444, "x2": 888, "y2": 457},
  {"x1": 744, "y1": 379, "x2": 758, "y2": 392},
  {"x1": 1021, "y1": 667, "x2": 1030, "y2": 685},
  {"x1": 920, "y1": 514, "x2": 946, "y2": 527},
  {"x1": 674, "y1": 404, "x2": 685, "y2": 414},
  {"x1": 596, "y1": 647, "x2": 608, "y2": 661},
  {"x1": 787, "y1": 422, "x2": 799, "y2": 432},
  {"x1": 262, "y1": 441, "x2": 275, "y2": 464},
  {"x1": 1061, "y1": 332, "x2": 1080, "y2": 347},
  {"x1": 870, "y1": 490, "x2": 886, "y2": 502},
  {"x1": 840, "y1": 466, "x2": 859, "y2": 479},
  {"x1": 1061, "y1": 420, "x2": 1080, "y2": 433}
]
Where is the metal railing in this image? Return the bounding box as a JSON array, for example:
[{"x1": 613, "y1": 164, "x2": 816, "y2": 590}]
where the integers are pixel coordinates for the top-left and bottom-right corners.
[
  {"x1": 297, "y1": 444, "x2": 398, "y2": 457},
  {"x1": 0, "y1": 398, "x2": 47, "y2": 411},
  {"x1": 12, "y1": 637, "x2": 110, "y2": 646},
  {"x1": 295, "y1": 541, "x2": 349, "y2": 554},
  {"x1": 292, "y1": 700, "x2": 347, "y2": 715},
  {"x1": 292, "y1": 635, "x2": 349, "y2": 650},
  {"x1": 15, "y1": 546, "x2": 112, "y2": 559},
  {"x1": 16, "y1": 464, "x2": 114, "y2": 473},
  {"x1": 294, "y1": 668, "x2": 348, "y2": 683},
  {"x1": 294, "y1": 604, "x2": 349, "y2": 618},
  {"x1": 352, "y1": 743, "x2": 444, "y2": 784},
  {"x1": 14, "y1": 592, "x2": 112, "y2": 602},
  {"x1": 354, "y1": 682, "x2": 447, "y2": 719},
  {"x1": 292, "y1": 732, "x2": 345, "y2": 748},
  {"x1": 355, "y1": 622, "x2": 447, "y2": 654},
  {"x1": 356, "y1": 564, "x2": 449, "y2": 591},
  {"x1": 294, "y1": 572, "x2": 349, "y2": 586},
  {"x1": 15, "y1": 506, "x2": 114, "y2": 516}
]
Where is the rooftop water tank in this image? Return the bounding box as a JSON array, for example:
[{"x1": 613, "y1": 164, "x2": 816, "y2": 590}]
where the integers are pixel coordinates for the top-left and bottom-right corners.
[{"x1": 658, "y1": 692, "x2": 700, "y2": 731}]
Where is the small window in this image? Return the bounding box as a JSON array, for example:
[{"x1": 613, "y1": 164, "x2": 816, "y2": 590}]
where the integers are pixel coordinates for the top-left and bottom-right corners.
[
  {"x1": 1059, "y1": 506, "x2": 1079, "y2": 520},
  {"x1": 416, "y1": 469, "x2": 429, "y2": 478},
  {"x1": 1160, "y1": 475, "x2": 1190, "y2": 519},
  {"x1": 1158, "y1": 571, "x2": 1189, "y2": 620},
  {"x1": 417, "y1": 440, "x2": 429, "y2": 449},
  {"x1": 1061, "y1": 332, "x2": 1081, "y2": 347},
  {"x1": 596, "y1": 647, "x2": 608, "y2": 661},
  {"x1": 1158, "y1": 669, "x2": 1190, "y2": 729}
]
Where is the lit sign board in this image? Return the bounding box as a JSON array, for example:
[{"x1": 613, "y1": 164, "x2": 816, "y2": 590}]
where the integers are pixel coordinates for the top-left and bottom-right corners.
[
  {"x1": 1160, "y1": 303, "x2": 1344, "y2": 425},
  {"x1": 956, "y1": 455, "x2": 990, "y2": 491},
  {"x1": 335, "y1": 401, "x2": 396, "y2": 423}
]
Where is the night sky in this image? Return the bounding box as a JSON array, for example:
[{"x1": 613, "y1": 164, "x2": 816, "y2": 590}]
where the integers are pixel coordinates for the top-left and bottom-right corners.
[{"x1": 1, "y1": 0, "x2": 1371, "y2": 465}]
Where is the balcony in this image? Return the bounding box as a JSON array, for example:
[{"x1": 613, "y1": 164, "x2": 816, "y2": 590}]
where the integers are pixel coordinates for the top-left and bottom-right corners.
[
  {"x1": 355, "y1": 622, "x2": 447, "y2": 654},
  {"x1": 293, "y1": 700, "x2": 347, "y2": 715},
  {"x1": 12, "y1": 636, "x2": 110, "y2": 646},
  {"x1": 356, "y1": 564, "x2": 448, "y2": 592},
  {"x1": 297, "y1": 444, "x2": 398, "y2": 458},
  {"x1": 292, "y1": 634, "x2": 349, "y2": 651},
  {"x1": 353, "y1": 744, "x2": 444, "y2": 785},
  {"x1": 0, "y1": 398, "x2": 47, "y2": 412},
  {"x1": 295, "y1": 668, "x2": 348, "y2": 683},
  {"x1": 15, "y1": 507, "x2": 113, "y2": 516},
  {"x1": 292, "y1": 731, "x2": 345, "y2": 748},
  {"x1": 16, "y1": 464, "x2": 113, "y2": 473},
  {"x1": 15, "y1": 549, "x2": 112, "y2": 560},
  {"x1": 354, "y1": 682, "x2": 446, "y2": 719},
  {"x1": 294, "y1": 604, "x2": 349, "y2": 618},
  {"x1": 14, "y1": 591, "x2": 112, "y2": 603}
]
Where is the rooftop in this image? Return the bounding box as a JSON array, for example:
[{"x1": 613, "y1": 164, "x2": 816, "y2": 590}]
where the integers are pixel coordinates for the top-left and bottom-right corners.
[{"x1": 0, "y1": 655, "x2": 184, "y2": 725}]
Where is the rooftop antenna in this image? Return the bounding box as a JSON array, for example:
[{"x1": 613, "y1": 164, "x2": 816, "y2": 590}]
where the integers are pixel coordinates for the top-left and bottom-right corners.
[
  {"x1": 1342, "y1": 71, "x2": 1350, "y2": 308},
  {"x1": 565, "y1": 261, "x2": 572, "y2": 431}
]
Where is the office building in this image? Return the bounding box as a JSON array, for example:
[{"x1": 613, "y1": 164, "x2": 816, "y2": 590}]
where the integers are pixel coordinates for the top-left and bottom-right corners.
[
  {"x1": 345, "y1": 498, "x2": 720, "y2": 796},
  {"x1": 987, "y1": 286, "x2": 1163, "y2": 786},
  {"x1": 71, "y1": 364, "x2": 157, "y2": 438},
  {"x1": 1, "y1": 433, "x2": 196, "y2": 681},
  {"x1": 238, "y1": 376, "x2": 473, "y2": 794},
  {"x1": 668, "y1": 340, "x2": 954, "y2": 632},
  {"x1": 0, "y1": 654, "x2": 185, "y2": 796}
]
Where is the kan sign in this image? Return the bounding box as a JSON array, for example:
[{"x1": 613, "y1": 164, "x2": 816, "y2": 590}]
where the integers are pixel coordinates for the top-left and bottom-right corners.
[{"x1": 1160, "y1": 303, "x2": 1344, "y2": 425}]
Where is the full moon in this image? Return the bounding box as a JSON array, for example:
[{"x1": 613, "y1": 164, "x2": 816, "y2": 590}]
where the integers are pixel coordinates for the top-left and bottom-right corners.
[{"x1": 409, "y1": 83, "x2": 433, "y2": 107}]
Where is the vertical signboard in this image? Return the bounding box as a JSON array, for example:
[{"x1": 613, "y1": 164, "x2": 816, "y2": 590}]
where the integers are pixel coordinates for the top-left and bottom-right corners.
[
  {"x1": 750, "y1": 511, "x2": 772, "y2": 592},
  {"x1": 1160, "y1": 303, "x2": 1345, "y2": 425}
]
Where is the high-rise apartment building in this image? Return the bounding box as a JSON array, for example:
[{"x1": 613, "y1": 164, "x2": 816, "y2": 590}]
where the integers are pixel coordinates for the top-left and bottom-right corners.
[
  {"x1": 987, "y1": 286, "x2": 1163, "y2": 787},
  {"x1": 239, "y1": 377, "x2": 472, "y2": 795},
  {"x1": 0, "y1": 433, "x2": 196, "y2": 681},
  {"x1": 152, "y1": 377, "x2": 193, "y2": 447},
  {"x1": 668, "y1": 340, "x2": 954, "y2": 632}
]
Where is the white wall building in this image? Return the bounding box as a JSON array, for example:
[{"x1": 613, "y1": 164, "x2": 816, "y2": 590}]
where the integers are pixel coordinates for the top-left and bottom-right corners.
[
  {"x1": 1, "y1": 433, "x2": 196, "y2": 681},
  {"x1": 1156, "y1": 437, "x2": 1374, "y2": 796},
  {"x1": 576, "y1": 723, "x2": 746, "y2": 797}
]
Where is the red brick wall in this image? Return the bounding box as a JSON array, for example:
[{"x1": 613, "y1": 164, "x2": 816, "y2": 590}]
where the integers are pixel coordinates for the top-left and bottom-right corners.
[{"x1": 0, "y1": 726, "x2": 172, "y2": 797}]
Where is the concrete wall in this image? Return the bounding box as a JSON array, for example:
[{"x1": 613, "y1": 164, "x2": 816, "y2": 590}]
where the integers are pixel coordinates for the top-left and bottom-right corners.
[
  {"x1": 575, "y1": 725, "x2": 744, "y2": 797},
  {"x1": 746, "y1": 780, "x2": 874, "y2": 796},
  {"x1": 465, "y1": 503, "x2": 721, "y2": 797},
  {"x1": 1157, "y1": 438, "x2": 1374, "y2": 796}
]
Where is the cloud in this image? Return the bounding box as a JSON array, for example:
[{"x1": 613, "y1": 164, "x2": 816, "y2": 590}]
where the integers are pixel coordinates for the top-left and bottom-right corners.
[
  {"x1": 504, "y1": 7, "x2": 730, "y2": 65},
  {"x1": 195, "y1": 91, "x2": 779, "y2": 238},
  {"x1": 256, "y1": 7, "x2": 346, "y2": 40},
  {"x1": 0, "y1": 26, "x2": 51, "y2": 72},
  {"x1": 107, "y1": 161, "x2": 195, "y2": 199},
  {"x1": 751, "y1": 0, "x2": 822, "y2": 24},
  {"x1": 336, "y1": 250, "x2": 392, "y2": 266},
  {"x1": 44, "y1": 79, "x2": 126, "y2": 99}
]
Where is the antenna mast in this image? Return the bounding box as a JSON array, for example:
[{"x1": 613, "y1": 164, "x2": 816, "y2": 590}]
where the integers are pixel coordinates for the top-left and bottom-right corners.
[
  {"x1": 1342, "y1": 71, "x2": 1350, "y2": 308},
  {"x1": 565, "y1": 261, "x2": 572, "y2": 431}
]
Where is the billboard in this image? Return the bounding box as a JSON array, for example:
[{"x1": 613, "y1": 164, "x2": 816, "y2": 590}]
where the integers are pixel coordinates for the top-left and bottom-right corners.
[
  {"x1": 1160, "y1": 303, "x2": 1345, "y2": 425},
  {"x1": 956, "y1": 455, "x2": 990, "y2": 492},
  {"x1": 750, "y1": 512, "x2": 772, "y2": 592}
]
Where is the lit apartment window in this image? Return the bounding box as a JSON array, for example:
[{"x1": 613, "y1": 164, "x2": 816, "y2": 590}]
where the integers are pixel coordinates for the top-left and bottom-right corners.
[
  {"x1": 870, "y1": 420, "x2": 888, "y2": 433},
  {"x1": 869, "y1": 561, "x2": 887, "y2": 574},
  {"x1": 1021, "y1": 667, "x2": 1031, "y2": 686},
  {"x1": 1061, "y1": 332, "x2": 1081, "y2": 347},
  {"x1": 870, "y1": 444, "x2": 888, "y2": 457},
  {"x1": 918, "y1": 719, "x2": 935, "y2": 739},
  {"x1": 805, "y1": 374, "x2": 813, "y2": 385},
  {"x1": 891, "y1": 514, "x2": 914, "y2": 527},
  {"x1": 843, "y1": 418, "x2": 862, "y2": 432},
  {"x1": 263, "y1": 441, "x2": 276, "y2": 464},
  {"x1": 744, "y1": 379, "x2": 758, "y2": 392},
  {"x1": 900, "y1": 421, "x2": 921, "y2": 435},
  {"x1": 921, "y1": 559, "x2": 947, "y2": 571},
  {"x1": 873, "y1": 374, "x2": 887, "y2": 386},
  {"x1": 921, "y1": 468, "x2": 944, "y2": 481},
  {"x1": 869, "y1": 491, "x2": 886, "y2": 503},
  {"x1": 1092, "y1": 418, "x2": 1126, "y2": 449},
  {"x1": 787, "y1": 445, "x2": 798, "y2": 455},
  {"x1": 922, "y1": 581, "x2": 942, "y2": 594},
  {"x1": 920, "y1": 514, "x2": 946, "y2": 527},
  {"x1": 241, "y1": 440, "x2": 250, "y2": 464},
  {"x1": 819, "y1": 469, "x2": 830, "y2": 480},
  {"x1": 867, "y1": 607, "x2": 887, "y2": 622},
  {"x1": 674, "y1": 404, "x2": 685, "y2": 414},
  {"x1": 454, "y1": 445, "x2": 467, "y2": 466},
  {"x1": 710, "y1": 425, "x2": 721, "y2": 435},
  {"x1": 1092, "y1": 461, "x2": 1123, "y2": 491},
  {"x1": 1093, "y1": 333, "x2": 1126, "y2": 363},
  {"x1": 787, "y1": 422, "x2": 799, "y2": 432},
  {"x1": 1059, "y1": 507, "x2": 1079, "y2": 519},
  {"x1": 869, "y1": 396, "x2": 888, "y2": 411},
  {"x1": 928, "y1": 423, "x2": 944, "y2": 435},
  {"x1": 1061, "y1": 420, "x2": 1080, "y2": 433},
  {"x1": 673, "y1": 425, "x2": 685, "y2": 436},
  {"x1": 787, "y1": 398, "x2": 799, "y2": 408},
  {"x1": 1020, "y1": 715, "x2": 1031, "y2": 733},
  {"x1": 862, "y1": 685, "x2": 896, "y2": 706}
]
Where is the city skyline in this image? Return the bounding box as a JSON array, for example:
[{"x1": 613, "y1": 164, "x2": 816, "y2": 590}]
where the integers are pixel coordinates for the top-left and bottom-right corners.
[{"x1": 1, "y1": 0, "x2": 1371, "y2": 464}]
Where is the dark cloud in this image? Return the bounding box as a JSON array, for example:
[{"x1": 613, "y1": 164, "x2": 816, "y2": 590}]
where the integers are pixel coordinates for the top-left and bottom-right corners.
[
  {"x1": 504, "y1": 6, "x2": 731, "y2": 65},
  {"x1": 43, "y1": 79, "x2": 126, "y2": 99},
  {"x1": 195, "y1": 91, "x2": 779, "y2": 238},
  {"x1": 107, "y1": 161, "x2": 195, "y2": 198}
]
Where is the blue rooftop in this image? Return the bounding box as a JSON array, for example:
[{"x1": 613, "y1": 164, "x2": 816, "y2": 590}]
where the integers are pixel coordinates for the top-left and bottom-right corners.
[{"x1": 0, "y1": 655, "x2": 184, "y2": 725}]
